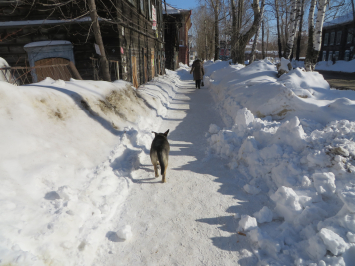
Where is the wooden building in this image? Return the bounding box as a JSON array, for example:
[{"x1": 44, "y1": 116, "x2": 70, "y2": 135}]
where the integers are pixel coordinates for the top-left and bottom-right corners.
[
  {"x1": 163, "y1": 6, "x2": 191, "y2": 70},
  {"x1": 0, "y1": 0, "x2": 165, "y2": 87},
  {"x1": 320, "y1": 13, "x2": 355, "y2": 62}
]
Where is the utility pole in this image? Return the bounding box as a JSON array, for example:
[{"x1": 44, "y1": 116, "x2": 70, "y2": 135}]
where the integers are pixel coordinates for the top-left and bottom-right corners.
[
  {"x1": 205, "y1": 20, "x2": 207, "y2": 60},
  {"x1": 88, "y1": 0, "x2": 111, "y2": 81}
]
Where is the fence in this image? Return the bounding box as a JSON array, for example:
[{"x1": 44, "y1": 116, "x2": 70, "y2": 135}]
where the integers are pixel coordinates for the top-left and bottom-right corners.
[
  {"x1": 0, "y1": 61, "x2": 82, "y2": 86},
  {"x1": 90, "y1": 57, "x2": 120, "y2": 81}
]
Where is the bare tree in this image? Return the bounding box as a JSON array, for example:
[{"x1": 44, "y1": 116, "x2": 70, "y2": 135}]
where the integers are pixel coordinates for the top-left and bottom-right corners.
[
  {"x1": 305, "y1": 0, "x2": 328, "y2": 71},
  {"x1": 203, "y1": 0, "x2": 223, "y2": 60},
  {"x1": 87, "y1": 0, "x2": 111, "y2": 81},
  {"x1": 250, "y1": 0, "x2": 265, "y2": 63},
  {"x1": 284, "y1": 0, "x2": 301, "y2": 58},
  {"x1": 231, "y1": 0, "x2": 262, "y2": 63},
  {"x1": 191, "y1": 5, "x2": 215, "y2": 59},
  {"x1": 274, "y1": 0, "x2": 283, "y2": 57},
  {"x1": 295, "y1": 0, "x2": 305, "y2": 60}
]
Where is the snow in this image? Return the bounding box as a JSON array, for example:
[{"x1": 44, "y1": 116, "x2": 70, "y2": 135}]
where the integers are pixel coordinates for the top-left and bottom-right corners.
[
  {"x1": 2, "y1": 54, "x2": 355, "y2": 266},
  {"x1": 0, "y1": 57, "x2": 13, "y2": 83},
  {"x1": 279, "y1": 57, "x2": 292, "y2": 73},
  {"x1": 204, "y1": 59, "x2": 355, "y2": 264},
  {"x1": 162, "y1": 5, "x2": 190, "y2": 15},
  {"x1": 239, "y1": 215, "x2": 258, "y2": 231},
  {"x1": 324, "y1": 12, "x2": 354, "y2": 28},
  {"x1": 316, "y1": 59, "x2": 355, "y2": 73},
  {"x1": 243, "y1": 183, "x2": 261, "y2": 195},
  {"x1": 24, "y1": 40, "x2": 72, "y2": 48},
  {"x1": 116, "y1": 225, "x2": 132, "y2": 240},
  {"x1": 0, "y1": 17, "x2": 92, "y2": 27},
  {"x1": 253, "y1": 206, "x2": 273, "y2": 223},
  {"x1": 0, "y1": 57, "x2": 179, "y2": 265}
]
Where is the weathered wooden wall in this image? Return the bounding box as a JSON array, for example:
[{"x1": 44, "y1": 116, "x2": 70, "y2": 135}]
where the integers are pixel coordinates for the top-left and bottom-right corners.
[{"x1": 0, "y1": 0, "x2": 165, "y2": 84}]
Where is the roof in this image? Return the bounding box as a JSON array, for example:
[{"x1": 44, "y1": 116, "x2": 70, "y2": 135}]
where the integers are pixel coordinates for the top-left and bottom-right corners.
[
  {"x1": 324, "y1": 12, "x2": 354, "y2": 28},
  {"x1": 0, "y1": 16, "x2": 93, "y2": 29},
  {"x1": 24, "y1": 40, "x2": 72, "y2": 48},
  {"x1": 162, "y1": 5, "x2": 191, "y2": 15}
]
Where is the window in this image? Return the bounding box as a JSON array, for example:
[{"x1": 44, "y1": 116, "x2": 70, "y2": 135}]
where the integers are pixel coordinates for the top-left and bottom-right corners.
[
  {"x1": 324, "y1": 33, "x2": 329, "y2": 46},
  {"x1": 328, "y1": 51, "x2": 333, "y2": 61},
  {"x1": 336, "y1": 31, "x2": 342, "y2": 45},
  {"x1": 127, "y1": 0, "x2": 136, "y2": 6},
  {"x1": 345, "y1": 50, "x2": 350, "y2": 61},
  {"x1": 322, "y1": 51, "x2": 327, "y2": 61},
  {"x1": 148, "y1": 0, "x2": 152, "y2": 19},
  {"x1": 140, "y1": 0, "x2": 144, "y2": 13},
  {"x1": 334, "y1": 51, "x2": 339, "y2": 60},
  {"x1": 347, "y1": 32, "x2": 353, "y2": 44},
  {"x1": 330, "y1": 32, "x2": 335, "y2": 45}
]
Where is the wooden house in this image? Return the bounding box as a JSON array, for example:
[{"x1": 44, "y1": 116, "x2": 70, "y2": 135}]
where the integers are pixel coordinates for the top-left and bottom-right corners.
[
  {"x1": 0, "y1": 0, "x2": 165, "y2": 87},
  {"x1": 320, "y1": 13, "x2": 355, "y2": 62},
  {"x1": 163, "y1": 6, "x2": 191, "y2": 70}
]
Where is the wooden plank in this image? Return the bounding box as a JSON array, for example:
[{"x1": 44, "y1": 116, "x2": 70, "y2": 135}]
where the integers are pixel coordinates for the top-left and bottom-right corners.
[
  {"x1": 131, "y1": 56, "x2": 138, "y2": 88},
  {"x1": 151, "y1": 49, "x2": 155, "y2": 77}
]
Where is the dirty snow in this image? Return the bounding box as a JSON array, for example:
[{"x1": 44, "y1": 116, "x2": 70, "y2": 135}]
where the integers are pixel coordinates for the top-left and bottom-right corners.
[{"x1": 1, "y1": 56, "x2": 355, "y2": 266}]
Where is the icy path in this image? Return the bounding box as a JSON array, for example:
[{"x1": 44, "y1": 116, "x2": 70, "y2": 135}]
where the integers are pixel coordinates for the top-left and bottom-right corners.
[{"x1": 97, "y1": 79, "x2": 264, "y2": 265}]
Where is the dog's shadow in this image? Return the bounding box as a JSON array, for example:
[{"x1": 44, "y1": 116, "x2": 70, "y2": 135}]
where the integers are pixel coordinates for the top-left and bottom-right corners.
[{"x1": 128, "y1": 165, "x2": 163, "y2": 184}]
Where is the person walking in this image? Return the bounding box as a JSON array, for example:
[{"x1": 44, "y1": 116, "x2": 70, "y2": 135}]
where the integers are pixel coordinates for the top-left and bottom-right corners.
[{"x1": 190, "y1": 58, "x2": 205, "y2": 89}]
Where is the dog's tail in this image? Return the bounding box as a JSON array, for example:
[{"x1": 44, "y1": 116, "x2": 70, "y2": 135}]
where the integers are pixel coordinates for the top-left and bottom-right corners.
[{"x1": 157, "y1": 150, "x2": 166, "y2": 176}]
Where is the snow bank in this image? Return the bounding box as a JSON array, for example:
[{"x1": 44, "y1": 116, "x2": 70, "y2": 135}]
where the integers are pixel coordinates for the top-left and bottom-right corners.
[
  {"x1": 0, "y1": 57, "x2": 17, "y2": 84},
  {"x1": 0, "y1": 68, "x2": 179, "y2": 265},
  {"x1": 315, "y1": 59, "x2": 355, "y2": 73},
  {"x1": 205, "y1": 60, "x2": 355, "y2": 265},
  {"x1": 206, "y1": 59, "x2": 355, "y2": 126}
]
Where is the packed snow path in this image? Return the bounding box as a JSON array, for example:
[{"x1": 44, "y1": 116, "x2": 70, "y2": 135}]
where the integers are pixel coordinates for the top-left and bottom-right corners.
[{"x1": 97, "y1": 78, "x2": 264, "y2": 265}]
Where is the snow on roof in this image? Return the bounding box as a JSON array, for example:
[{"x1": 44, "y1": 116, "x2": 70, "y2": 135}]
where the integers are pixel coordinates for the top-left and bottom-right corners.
[
  {"x1": 0, "y1": 16, "x2": 92, "y2": 28},
  {"x1": 324, "y1": 12, "x2": 354, "y2": 28},
  {"x1": 162, "y1": 5, "x2": 190, "y2": 15},
  {"x1": 24, "y1": 40, "x2": 72, "y2": 48}
]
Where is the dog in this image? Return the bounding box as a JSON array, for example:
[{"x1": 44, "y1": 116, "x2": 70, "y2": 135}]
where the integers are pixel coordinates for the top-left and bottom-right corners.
[{"x1": 150, "y1": 130, "x2": 170, "y2": 183}]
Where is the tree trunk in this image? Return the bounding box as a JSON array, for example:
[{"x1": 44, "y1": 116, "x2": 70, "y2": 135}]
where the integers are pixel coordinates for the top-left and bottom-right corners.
[
  {"x1": 351, "y1": 0, "x2": 355, "y2": 44},
  {"x1": 275, "y1": 0, "x2": 282, "y2": 58},
  {"x1": 262, "y1": 20, "x2": 265, "y2": 59},
  {"x1": 295, "y1": 0, "x2": 305, "y2": 60},
  {"x1": 284, "y1": 0, "x2": 301, "y2": 59},
  {"x1": 266, "y1": 26, "x2": 269, "y2": 57},
  {"x1": 205, "y1": 20, "x2": 208, "y2": 60},
  {"x1": 313, "y1": 0, "x2": 327, "y2": 51},
  {"x1": 230, "y1": 0, "x2": 237, "y2": 62},
  {"x1": 234, "y1": 0, "x2": 261, "y2": 64},
  {"x1": 233, "y1": 0, "x2": 244, "y2": 63},
  {"x1": 87, "y1": 0, "x2": 111, "y2": 81},
  {"x1": 305, "y1": 0, "x2": 327, "y2": 71},
  {"x1": 305, "y1": 0, "x2": 316, "y2": 71},
  {"x1": 214, "y1": 4, "x2": 220, "y2": 61},
  {"x1": 250, "y1": 0, "x2": 265, "y2": 64}
]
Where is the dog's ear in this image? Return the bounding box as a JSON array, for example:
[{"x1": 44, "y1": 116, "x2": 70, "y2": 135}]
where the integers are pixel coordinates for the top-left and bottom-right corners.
[
  {"x1": 163, "y1": 129, "x2": 169, "y2": 136},
  {"x1": 152, "y1": 131, "x2": 157, "y2": 136}
]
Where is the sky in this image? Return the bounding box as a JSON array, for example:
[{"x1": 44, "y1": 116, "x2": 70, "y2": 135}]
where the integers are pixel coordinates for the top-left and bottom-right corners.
[{"x1": 165, "y1": 0, "x2": 198, "y2": 10}]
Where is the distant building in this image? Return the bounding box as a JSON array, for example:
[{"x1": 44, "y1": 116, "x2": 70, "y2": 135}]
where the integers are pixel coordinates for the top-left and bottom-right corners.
[
  {"x1": 188, "y1": 35, "x2": 196, "y2": 63},
  {"x1": 163, "y1": 6, "x2": 191, "y2": 70},
  {"x1": 219, "y1": 41, "x2": 231, "y2": 60},
  {"x1": 320, "y1": 13, "x2": 355, "y2": 62}
]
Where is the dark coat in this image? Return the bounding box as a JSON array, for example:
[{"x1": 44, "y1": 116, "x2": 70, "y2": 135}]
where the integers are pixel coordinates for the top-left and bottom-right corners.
[{"x1": 190, "y1": 60, "x2": 205, "y2": 80}]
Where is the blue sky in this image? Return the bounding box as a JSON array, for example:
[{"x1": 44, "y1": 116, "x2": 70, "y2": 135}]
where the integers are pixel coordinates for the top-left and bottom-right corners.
[{"x1": 165, "y1": 0, "x2": 198, "y2": 10}]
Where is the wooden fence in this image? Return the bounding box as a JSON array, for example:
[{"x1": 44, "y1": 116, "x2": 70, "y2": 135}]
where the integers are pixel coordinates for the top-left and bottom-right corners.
[{"x1": 0, "y1": 61, "x2": 82, "y2": 86}]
